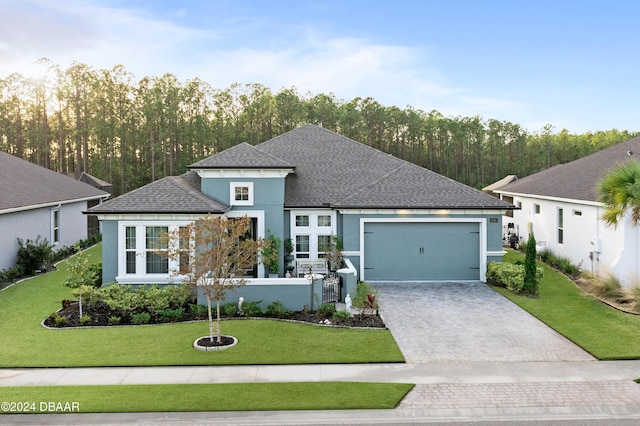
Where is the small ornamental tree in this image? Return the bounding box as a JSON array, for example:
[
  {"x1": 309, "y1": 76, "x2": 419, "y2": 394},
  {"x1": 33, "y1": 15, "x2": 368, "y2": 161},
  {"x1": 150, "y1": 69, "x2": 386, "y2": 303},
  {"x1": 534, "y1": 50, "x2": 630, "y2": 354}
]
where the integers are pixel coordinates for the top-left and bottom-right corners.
[
  {"x1": 163, "y1": 215, "x2": 268, "y2": 344},
  {"x1": 523, "y1": 233, "x2": 539, "y2": 296},
  {"x1": 63, "y1": 253, "x2": 99, "y2": 318}
]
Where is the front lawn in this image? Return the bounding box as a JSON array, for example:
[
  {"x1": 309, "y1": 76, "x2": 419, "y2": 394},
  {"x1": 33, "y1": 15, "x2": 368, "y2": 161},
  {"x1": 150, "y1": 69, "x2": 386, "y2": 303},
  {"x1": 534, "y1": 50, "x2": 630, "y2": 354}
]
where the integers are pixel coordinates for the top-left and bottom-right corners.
[
  {"x1": 0, "y1": 382, "x2": 413, "y2": 413},
  {"x1": 495, "y1": 250, "x2": 640, "y2": 360},
  {"x1": 0, "y1": 244, "x2": 404, "y2": 367}
]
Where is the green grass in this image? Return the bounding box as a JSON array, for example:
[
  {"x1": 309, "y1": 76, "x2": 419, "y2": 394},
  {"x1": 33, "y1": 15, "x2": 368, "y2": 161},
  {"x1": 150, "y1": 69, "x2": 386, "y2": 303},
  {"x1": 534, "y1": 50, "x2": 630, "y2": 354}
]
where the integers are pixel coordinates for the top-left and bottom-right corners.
[
  {"x1": 495, "y1": 250, "x2": 640, "y2": 360},
  {"x1": 0, "y1": 245, "x2": 404, "y2": 367},
  {"x1": 0, "y1": 382, "x2": 413, "y2": 413}
]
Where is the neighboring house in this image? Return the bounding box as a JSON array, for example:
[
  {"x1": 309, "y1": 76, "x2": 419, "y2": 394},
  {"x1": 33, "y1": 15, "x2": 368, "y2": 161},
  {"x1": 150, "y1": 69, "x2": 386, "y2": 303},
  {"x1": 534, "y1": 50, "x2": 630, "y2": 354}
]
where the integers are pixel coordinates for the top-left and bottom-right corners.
[
  {"x1": 89, "y1": 125, "x2": 513, "y2": 308},
  {"x1": 492, "y1": 136, "x2": 640, "y2": 286},
  {"x1": 0, "y1": 152, "x2": 110, "y2": 271}
]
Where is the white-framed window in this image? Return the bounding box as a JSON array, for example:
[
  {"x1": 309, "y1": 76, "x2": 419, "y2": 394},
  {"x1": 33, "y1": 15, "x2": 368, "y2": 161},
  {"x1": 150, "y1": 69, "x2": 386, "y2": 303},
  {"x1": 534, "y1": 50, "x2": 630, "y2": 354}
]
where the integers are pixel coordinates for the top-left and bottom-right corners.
[
  {"x1": 296, "y1": 235, "x2": 310, "y2": 258},
  {"x1": 317, "y1": 215, "x2": 331, "y2": 227},
  {"x1": 119, "y1": 223, "x2": 187, "y2": 279},
  {"x1": 534, "y1": 204, "x2": 540, "y2": 214},
  {"x1": 558, "y1": 208, "x2": 564, "y2": 244},
  {"x1": 317, "y1": 235, "x2": 331, "y2": 256},
  {"x1": 145, "y1": 226, "x2": 169, "y2": 274},
  {"x1": 290, "y1": 210, "x2": 336, "y2": 259},
  {"x1": 125, "y1": 226, "x2": 136, "y2": 274},
  {"x1": 51, "y1": 208, "x2": 60, "y2": 244},
  {"x1": 230, "y1": 182, "x2": 254, "y2": 206},
  {"x1": 296, "y1": 215, "x2": 309, "y2": 226}
]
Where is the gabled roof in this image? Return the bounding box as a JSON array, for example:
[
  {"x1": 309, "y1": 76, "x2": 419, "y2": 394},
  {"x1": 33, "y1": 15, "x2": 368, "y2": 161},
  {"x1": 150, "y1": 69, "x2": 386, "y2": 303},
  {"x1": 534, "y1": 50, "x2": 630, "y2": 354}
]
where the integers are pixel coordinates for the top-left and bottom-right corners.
[
  {"x1": 89, "y1": 125, "x2": 512, "y2": 214},
  {"x1": 88, "y1": 171, "x2": 230, "y2": 214},
  {"x1": 0, "y1": 151, "x2": 109, "y2": 213},
  {"x1": 496, "y1": 136, "x2": 640, "y2": 202},
  {"x1": 255, "y1": 125, "x2": 511, "y2": 209},
  {"x1": 189, "y1": 142, "x2": 294, "y2": 169}
]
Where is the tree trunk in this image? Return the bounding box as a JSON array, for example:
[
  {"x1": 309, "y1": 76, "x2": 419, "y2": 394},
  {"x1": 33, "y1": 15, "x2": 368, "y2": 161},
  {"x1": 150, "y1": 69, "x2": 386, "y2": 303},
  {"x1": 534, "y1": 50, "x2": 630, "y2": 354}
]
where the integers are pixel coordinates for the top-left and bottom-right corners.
[{"x1": 207, "y1": 294, "x2": 214, "y2": 343}]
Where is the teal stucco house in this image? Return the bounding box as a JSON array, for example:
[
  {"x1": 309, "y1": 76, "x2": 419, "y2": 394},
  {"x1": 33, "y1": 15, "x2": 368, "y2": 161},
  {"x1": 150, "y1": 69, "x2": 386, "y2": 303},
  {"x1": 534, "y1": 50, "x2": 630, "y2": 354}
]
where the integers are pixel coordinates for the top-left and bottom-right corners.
[{"x1": 89, "y1": 125, "x2": 513, "y2": 309}]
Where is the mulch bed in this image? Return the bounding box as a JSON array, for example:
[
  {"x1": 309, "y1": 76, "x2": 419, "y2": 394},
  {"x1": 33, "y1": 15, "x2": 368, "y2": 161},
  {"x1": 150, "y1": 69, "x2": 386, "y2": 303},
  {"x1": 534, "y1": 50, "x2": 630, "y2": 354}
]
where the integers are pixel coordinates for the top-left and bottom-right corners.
[{"x1": 43, "y1": 300, "x2": 386, "y2": 329}]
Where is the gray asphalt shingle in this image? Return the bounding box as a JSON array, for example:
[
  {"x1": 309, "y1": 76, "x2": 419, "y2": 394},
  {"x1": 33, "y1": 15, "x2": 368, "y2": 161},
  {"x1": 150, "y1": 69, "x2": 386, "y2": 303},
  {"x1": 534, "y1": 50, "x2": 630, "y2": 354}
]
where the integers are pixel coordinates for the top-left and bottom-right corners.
[
  {"x1": 90, "y1": 125, "x2": 513, "y2": 214},
  {"x1": 497, "y1": 136, "x2": 640, "y2": 202},
  {"x1": 0, "y1": 151, "x2": 109, "y2": 212},
  {"x1": 89, "y1": 171, "x2": 229, "y2": 214}
]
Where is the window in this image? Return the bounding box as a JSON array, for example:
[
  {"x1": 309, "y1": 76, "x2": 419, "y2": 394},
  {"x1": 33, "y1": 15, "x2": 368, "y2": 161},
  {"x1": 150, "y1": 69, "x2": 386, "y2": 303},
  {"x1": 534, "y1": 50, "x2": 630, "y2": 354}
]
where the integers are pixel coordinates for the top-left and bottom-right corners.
[
  {"x1": 573, "y1": 210, "x2": 582, "y2": 216},
  {"x1": 52, "y1": 209, "x2": 60, "y2": 244},
  {"x1": 558, "y1": 208, "x2": 564, "y2": 244},
  {"x1": 317, "y1": 235, "x2": 331, "y2": 255},
  {"x1": 235, "y1": 186, "x2": 249, "y2": 201},
  {"x1": 125, "y1": 226, "x2": 136, "y2": 274},
  {"x1": 534, "y1": 204, "x2": 540, "y2": 214},
  {"x1": 317, "y1": 215, "x2": 331, "y2": 227},
  {"x1": 291, "y1": 211, "x2": 337, "y2": 260},
  {"x1": 145, "y1": 226, "x2": 168, "y2": 274},
  {"x1": 296, "y1": 235, "x2": 310, "y2": 258},
  {"x1": 230, "y1": 182, "x2": 253, "y2": 206}
]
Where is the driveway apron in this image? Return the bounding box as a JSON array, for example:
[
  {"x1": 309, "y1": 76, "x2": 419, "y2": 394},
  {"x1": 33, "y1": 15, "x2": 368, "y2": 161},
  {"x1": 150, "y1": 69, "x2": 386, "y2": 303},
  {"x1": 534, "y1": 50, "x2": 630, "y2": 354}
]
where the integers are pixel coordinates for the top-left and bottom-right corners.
[{"x1": 372, "y1": 282, "x2": 595, "y2": 363}]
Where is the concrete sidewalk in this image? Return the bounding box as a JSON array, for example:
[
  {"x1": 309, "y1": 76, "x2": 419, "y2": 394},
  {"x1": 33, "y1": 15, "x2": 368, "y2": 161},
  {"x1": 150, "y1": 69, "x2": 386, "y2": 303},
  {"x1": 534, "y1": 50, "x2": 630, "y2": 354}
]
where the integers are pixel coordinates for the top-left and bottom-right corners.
[{"x1": 3, "y1": 361, "x2": 640, "y2": 424}]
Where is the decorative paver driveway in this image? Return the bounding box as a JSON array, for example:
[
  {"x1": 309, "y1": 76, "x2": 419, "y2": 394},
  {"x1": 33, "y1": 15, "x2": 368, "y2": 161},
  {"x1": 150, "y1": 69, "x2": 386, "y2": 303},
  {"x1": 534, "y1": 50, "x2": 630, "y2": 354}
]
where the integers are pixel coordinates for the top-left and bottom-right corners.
[{"x1": 372, "y1": 282, "x2": 595, "y2": 363}]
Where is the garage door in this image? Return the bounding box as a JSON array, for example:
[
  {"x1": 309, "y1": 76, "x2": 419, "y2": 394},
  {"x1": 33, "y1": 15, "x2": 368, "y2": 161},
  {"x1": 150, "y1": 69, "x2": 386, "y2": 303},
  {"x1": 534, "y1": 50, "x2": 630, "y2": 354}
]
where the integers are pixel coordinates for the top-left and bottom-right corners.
[{"x1": 363, "y1": 222, "x2": 480, "y2": 281}]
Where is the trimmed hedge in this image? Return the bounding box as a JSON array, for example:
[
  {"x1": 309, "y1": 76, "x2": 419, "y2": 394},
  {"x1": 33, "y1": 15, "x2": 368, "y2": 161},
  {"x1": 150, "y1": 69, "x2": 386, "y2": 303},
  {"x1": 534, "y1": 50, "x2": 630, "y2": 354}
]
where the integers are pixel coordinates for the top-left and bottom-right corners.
[{"x1": 487, "y1": 262, "x2": 544, "y2": 295}]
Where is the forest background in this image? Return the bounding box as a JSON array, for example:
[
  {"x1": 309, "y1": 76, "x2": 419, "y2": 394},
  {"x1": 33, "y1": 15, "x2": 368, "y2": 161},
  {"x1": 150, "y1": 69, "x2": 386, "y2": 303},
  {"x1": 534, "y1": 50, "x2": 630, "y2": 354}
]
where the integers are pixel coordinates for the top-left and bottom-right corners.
[{"x1": 2, "y1": 60, "x2": 638, "y2": 197}]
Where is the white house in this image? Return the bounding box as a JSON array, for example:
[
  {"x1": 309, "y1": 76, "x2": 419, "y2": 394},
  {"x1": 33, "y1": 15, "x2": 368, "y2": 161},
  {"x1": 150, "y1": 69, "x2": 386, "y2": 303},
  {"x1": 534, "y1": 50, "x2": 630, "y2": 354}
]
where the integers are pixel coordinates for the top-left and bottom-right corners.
[{"x1": 492, "y1": 136, "x2": 640, "y2": 286}]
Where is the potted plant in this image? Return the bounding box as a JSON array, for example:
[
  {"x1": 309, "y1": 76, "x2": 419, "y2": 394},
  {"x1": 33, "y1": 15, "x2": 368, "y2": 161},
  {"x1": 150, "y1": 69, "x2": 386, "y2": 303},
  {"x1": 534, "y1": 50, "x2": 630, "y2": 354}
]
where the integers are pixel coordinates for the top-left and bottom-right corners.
[
  {"x1": 261, "y1": 231, "x2": 280, "y2": 278},
  {"x1": 284, "y1": 238, "x2": 295, "y2": 275}
]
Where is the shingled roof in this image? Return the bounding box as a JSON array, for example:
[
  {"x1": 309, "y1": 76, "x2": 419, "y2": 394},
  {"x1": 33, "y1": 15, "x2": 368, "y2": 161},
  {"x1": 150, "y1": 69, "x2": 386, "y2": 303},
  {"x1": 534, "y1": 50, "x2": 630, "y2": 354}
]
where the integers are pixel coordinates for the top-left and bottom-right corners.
[
  {"x1": 89, "y1": 171, "x2": 230, "y2": 214},
  {"x1": 0, "y1": 151, "x2": 109, "y2": 213},
  {"x1": 190, "y1": 142, "x2": 294, "y2": 169},
  {"x1": 90, "y1": 125, "x2": 513, "y2": 214},
  {"x1": 496, "y1": 136, "x2": 640, "y2": 202},
  {"x1": 255, "y1": 125, "x2": 511, "y2": 209}
]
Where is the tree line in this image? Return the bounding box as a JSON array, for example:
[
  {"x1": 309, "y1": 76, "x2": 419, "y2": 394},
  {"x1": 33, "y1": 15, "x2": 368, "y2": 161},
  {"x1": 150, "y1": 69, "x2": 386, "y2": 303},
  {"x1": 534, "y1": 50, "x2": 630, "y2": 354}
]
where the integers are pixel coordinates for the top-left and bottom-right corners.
[{"x1": 1, "y1": 59, "x2": 637, "y2": 196}]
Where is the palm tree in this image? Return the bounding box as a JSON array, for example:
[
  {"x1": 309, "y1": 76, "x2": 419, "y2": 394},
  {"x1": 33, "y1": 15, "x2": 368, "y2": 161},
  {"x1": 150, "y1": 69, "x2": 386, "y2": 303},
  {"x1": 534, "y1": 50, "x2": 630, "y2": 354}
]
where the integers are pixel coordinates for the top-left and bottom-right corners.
[{"x1": 597, "y1": 159, "x2": 640, "y2": 227}]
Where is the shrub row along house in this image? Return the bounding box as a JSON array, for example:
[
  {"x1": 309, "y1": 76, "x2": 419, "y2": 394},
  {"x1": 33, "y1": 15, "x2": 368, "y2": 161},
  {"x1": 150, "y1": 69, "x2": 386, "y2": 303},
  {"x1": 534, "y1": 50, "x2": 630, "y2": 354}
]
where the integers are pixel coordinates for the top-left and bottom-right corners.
[
  {"x1": 491, "y1": 135, "x2": 640, "y2": 287},
  {"x1": 88, "y1": 125, "x2": 513, "y2": 309},
  {"x1": 0, "y1": 152, "x2": 110, "y2": 271}
]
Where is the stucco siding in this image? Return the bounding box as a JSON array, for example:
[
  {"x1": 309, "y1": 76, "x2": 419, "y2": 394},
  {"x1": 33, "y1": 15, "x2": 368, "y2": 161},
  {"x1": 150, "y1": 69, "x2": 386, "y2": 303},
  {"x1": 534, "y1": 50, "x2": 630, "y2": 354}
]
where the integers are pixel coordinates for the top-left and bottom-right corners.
[{"x1": 509, "y1": 195, "x2": 640, "y2": 286}]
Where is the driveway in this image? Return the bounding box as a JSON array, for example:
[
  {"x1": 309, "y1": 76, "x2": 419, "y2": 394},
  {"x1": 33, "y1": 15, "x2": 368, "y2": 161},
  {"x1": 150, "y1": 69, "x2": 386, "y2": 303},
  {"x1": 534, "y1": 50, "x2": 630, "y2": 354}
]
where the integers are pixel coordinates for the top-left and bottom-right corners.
[{"x1": 372, "y1": 282, "x2": 595, "y2": 363}]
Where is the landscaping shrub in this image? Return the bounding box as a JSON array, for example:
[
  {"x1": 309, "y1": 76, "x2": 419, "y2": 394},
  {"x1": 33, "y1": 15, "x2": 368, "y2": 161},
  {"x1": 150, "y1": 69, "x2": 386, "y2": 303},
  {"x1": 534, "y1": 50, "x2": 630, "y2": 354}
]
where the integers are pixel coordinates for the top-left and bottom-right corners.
[
  {"x1": 131, "y1": 312, "x2": 151, "y2": 325},
  {"x1": 487, "y1": 262, "x2": 544, "y2": 295},
  {"x1": 189, "y1": 304, "x2": 209, "y2": 319},
  {"x1": 0, "y1": 264, "x2": 24, "y2": 284},
  {"x1": 589, "y1": 274, "x2": 622, "y2": 300},
  {"x1": 241, "y1": 300, "x2": 264, "y2": 316},
  {"x1": 54, "y1": 314, "x2": 67, "y2": 327},
  {"x1": 538, "y1": 248, "x2": 580, "y2": 275},
  {"x1": 80, "y1": 314, "x2": 92, "y2": 325},
  {"x1": 353, "y1": 281, "x2": 379, "y2": 310},
  {"x1": 332, "y1": 310, "x2": 350, "y2": 321},
  {"x1": 266, "y1": 301, "x2": 290, "y2": 318},
  {"x1": 155, "y1": 308, "x2": 185, "y2": 322},
  {"x1": 220, "y1": 302, "x2": 238, "y2": 317},
  {"x1": 108, "y1": 316, "x2": 121, "y2": 326},
  {"x1": 318, "y1": 302, "x2": 336, "y2": 316},
  {"x1": 16, "y1": 236, "x2": 53, "y2": 275}
]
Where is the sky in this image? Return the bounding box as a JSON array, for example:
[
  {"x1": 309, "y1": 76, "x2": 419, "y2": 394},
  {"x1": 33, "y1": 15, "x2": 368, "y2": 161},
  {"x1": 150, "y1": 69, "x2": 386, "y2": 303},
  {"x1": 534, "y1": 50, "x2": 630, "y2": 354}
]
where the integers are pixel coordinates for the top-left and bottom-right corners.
[{"x1": 1, "y1": 0, "x2": 638, "y2": 134}]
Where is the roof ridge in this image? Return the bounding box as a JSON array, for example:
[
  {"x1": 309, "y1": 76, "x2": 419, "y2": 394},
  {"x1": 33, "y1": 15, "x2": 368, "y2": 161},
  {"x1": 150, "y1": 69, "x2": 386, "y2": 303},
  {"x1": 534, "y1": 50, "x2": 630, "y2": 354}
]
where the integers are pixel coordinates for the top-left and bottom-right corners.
[{"x1": 334, "y1": 162, "x2": 409, "y2": 206}]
